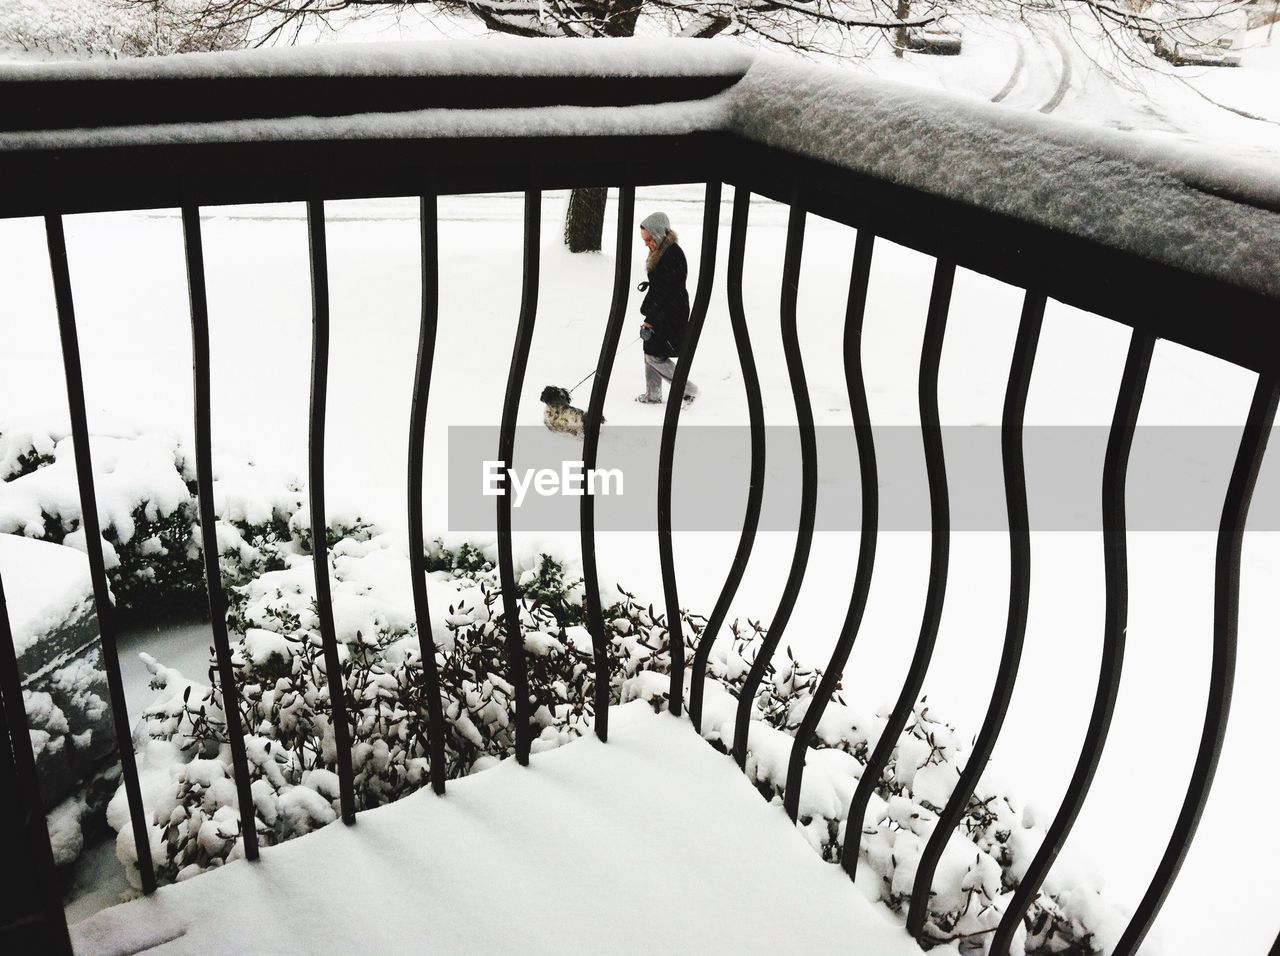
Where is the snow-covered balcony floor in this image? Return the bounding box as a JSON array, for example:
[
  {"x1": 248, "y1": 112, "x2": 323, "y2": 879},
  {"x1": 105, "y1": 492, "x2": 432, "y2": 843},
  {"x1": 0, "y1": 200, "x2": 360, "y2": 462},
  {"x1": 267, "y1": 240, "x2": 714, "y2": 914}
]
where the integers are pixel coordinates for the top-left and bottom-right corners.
[{"x1": 70, "y1": 704, "x2": 927, "y2": 956}]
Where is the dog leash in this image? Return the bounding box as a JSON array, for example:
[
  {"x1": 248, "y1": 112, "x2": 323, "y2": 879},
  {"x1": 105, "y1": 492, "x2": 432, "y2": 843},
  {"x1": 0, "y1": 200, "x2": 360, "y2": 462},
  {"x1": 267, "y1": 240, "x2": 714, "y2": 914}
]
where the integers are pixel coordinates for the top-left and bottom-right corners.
[{"x1": 567, "y1": 334, "x2": 643, "y2": 396}]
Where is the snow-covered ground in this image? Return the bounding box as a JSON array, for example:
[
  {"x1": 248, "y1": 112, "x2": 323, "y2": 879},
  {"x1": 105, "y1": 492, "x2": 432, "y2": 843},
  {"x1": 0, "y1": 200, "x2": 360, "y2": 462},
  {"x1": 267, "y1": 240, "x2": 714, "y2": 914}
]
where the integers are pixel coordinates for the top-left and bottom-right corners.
[
  {"x1": 2, "y1": 0, "x2": 1277, "y2": 947},
  {"x1": 2, "y1": 185, "x2": 1277, "y2": 952},
  {"x1": 847, "y1": 17, "x2": 1280, "y2": 159},
  {"x1": 69, "y1": 703, "x2": 948, "y2": 956}
]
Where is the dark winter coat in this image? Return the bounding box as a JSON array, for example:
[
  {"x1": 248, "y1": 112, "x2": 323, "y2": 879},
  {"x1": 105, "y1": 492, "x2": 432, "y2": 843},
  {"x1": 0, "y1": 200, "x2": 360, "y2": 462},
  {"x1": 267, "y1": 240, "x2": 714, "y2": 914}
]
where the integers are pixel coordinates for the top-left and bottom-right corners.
[{"x1": 639, "y1": 237, "x2": 689, "y2": 359}]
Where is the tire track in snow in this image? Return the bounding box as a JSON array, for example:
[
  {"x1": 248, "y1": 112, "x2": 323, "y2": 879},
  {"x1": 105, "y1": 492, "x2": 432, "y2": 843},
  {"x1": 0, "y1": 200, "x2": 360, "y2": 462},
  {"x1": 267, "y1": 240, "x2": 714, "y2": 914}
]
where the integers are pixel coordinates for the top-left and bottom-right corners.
[
  {"x1": 988, "y1": 29, "x2": 1071, "y2": 114},
  {"x1": 1038, "y1": 31, "x2": 1073, "y2": 114},
  {"x1": 990, "y1": 38, "x2": 1026, "y2": 104}
]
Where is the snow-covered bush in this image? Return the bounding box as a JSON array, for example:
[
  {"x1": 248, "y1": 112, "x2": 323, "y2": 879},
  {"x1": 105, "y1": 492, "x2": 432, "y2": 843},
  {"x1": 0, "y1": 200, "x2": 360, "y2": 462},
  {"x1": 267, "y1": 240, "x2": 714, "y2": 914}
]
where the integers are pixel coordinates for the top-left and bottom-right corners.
[
  {"x1": 0, "y1": 425, "x2": 57, "y2": 481},
  {"x1": 115, "y1": 525, "x2": 1119, "y2": 954},
  {"x1": 0, "y1": 425, "x2": 367, "y2": 620},
  {"x1": 46, "y1": 767, "x2": 122, "y2": 868},
  {"x1": 0, "y1": 423, "x2": 370, "y2": 870},
  {"x1": 0, "y1": 0, "x2": 244, "y2": 59}
]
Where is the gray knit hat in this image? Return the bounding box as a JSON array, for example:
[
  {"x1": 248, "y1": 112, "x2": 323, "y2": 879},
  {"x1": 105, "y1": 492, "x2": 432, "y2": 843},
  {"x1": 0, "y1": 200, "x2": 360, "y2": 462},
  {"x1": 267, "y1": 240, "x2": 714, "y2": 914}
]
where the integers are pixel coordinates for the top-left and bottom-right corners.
[{"x1": 640, "y1": 211, "x2": 670, "y2": 244}]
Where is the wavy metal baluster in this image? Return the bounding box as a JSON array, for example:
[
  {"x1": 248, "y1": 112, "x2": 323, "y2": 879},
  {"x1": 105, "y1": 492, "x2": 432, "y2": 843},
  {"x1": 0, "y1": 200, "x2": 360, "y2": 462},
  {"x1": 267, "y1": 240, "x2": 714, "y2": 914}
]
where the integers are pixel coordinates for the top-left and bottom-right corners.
[
  {"x1": 496, "y1": 185, "x2": 542, "y2": 766},
  {"x1": 45, "y1": 214, "x2": 158, "y2": 891},
  {"x1": 406, "y1": 189, "x2": 449, "y2": 795},
  {"x1": 660, "y1": 181, "x2": 723, "y2": 717},
  {"x1": 0, "y1": 569, "x2": 74, "y2": 953},
  {"x1": 182, "y1": 203, "x2": 261, "y2": 856},
  {"x1": 731, "y1": 193, "x2": 817, "y2": 770},
  {"x1": 990, "y1": 327, "x2": 1155, "y2": 955},
  {"x1": 1113, "y1": 371, "x2": 1279, "y2": 955},
  {"x1": 841, "y1": 258, "x2": 954, "y2": 882},
  {"x1": 906, "y1": 284, "x2": 1043, "y2": 936},
  {"x1": 306, "y1": 191, "x2": 358, "y2": 823},
  {"x1": 581, "y1": 181, "x2": 635, "y2": 744},
  {"x1": 783, "y1": 228, "x2": 878, "y2": 821},
  {"x1": 688, "y1": 187, "x2": 766, "y2": 735}
]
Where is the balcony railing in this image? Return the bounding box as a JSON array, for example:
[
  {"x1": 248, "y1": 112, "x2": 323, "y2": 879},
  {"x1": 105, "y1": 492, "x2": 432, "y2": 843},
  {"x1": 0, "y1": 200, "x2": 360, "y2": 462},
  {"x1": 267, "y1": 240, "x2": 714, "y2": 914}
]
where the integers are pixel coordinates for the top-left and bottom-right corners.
[{"x1": 1, "y1": 39, "x2": 1277, "y2": 956}]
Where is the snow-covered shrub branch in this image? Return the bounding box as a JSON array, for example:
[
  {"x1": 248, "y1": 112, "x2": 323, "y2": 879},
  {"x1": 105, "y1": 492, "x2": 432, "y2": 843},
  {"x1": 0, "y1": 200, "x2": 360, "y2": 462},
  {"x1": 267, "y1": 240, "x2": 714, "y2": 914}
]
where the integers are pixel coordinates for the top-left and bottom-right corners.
[{"x1": 0, "y1": 0, "x2": 245, "y2": 58}]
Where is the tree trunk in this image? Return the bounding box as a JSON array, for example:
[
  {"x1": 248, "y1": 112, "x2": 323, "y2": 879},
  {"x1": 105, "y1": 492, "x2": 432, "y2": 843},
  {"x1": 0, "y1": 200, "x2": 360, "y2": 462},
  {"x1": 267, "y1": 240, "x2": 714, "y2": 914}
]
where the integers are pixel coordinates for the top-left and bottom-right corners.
[
  {"x1": 564, "y1": 186, "x2": 609, "y2": 253},
  {"x1": 561, "y1": 0, "x2": 645, "y2": 252},
  {"x1": 894, "y1": 0, "x2": 911, "y2": 57}
]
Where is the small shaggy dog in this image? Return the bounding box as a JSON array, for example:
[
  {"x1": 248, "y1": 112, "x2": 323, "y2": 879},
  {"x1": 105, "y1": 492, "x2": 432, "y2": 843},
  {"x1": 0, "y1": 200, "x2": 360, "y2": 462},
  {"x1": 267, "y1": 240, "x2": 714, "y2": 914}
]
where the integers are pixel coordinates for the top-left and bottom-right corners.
[{"x1": 540, "y1": 385, "x2": 595, "y2": 438}]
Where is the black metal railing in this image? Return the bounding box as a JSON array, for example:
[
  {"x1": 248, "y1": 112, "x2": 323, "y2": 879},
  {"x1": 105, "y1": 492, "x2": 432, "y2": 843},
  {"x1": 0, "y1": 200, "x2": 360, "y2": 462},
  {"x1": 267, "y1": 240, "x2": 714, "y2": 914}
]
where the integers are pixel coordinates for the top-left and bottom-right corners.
[{"x1": 1, "y1": 50, "x2": 1277, "y2": 956}]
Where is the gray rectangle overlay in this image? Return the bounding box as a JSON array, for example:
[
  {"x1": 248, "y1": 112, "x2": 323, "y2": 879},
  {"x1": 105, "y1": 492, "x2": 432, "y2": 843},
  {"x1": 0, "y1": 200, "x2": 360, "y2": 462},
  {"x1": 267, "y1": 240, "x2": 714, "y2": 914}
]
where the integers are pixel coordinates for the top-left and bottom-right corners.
[{"x1": 447, "y1": 425, "x2": 1274, "y2": 532}]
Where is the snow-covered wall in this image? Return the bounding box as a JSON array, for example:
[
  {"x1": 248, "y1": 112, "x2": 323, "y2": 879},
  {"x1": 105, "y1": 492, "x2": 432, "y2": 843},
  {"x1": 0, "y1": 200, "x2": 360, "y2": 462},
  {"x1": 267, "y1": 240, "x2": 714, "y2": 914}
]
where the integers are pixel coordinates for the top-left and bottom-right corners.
[{"x1": 0, "y1": 40, "x2": 1276, "y2": 299}]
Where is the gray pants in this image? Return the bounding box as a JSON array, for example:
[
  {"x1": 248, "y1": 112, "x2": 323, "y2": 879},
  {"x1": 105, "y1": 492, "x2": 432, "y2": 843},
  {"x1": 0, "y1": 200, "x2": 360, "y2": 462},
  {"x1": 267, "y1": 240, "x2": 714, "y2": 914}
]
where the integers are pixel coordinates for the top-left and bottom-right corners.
[{"x1": 644, "y1": 354, "x2": 699, "y2": 402}]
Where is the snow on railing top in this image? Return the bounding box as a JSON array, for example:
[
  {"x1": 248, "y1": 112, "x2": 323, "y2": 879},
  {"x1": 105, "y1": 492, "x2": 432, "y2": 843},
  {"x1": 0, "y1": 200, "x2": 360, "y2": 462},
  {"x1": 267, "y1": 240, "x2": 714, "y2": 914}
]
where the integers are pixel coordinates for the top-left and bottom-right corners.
[
  {"x1": 0, "y1": 100, "x2": 733, "y2": 150},
  {"x1": 728, "y1": 56, "x2": 1280, "y2": 299},
  {"x1": 0, "y1": 37, "x2": 754, "y2": 81},
  {"x1": 0, "y1": 39, "x2": 1276, "y2": 299},
  {"x1": 731, "y1": 56, "x2": 1280, "y2": 215}
]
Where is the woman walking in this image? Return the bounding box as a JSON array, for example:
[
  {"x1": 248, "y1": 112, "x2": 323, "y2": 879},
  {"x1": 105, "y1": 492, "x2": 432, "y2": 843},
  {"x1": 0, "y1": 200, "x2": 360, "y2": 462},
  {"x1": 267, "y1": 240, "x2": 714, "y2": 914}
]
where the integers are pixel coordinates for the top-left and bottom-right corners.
[{"x1": 636, "y1": 211, "x2": 698, "y2": 406}]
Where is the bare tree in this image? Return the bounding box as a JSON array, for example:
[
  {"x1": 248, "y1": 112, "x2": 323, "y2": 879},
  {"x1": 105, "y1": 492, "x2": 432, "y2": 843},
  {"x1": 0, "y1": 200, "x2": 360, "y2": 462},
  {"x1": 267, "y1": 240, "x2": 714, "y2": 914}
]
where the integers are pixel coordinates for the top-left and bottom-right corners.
[{"x1": 130, "y1": 0, "x2": 959, "y2": 47}]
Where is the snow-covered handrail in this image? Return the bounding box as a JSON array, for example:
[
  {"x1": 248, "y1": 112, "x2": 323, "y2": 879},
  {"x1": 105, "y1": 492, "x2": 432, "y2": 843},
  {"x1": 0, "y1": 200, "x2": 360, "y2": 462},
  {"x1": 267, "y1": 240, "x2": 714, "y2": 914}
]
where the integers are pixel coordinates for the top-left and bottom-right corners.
[
  {"x1": 0, "y1": 37, "x2": 755, "y2": 82},
  {"x1": 727, "y1": 56, "x2": 1280, "y2": 298},
  {"x1": 0, "y1": 39, "x2": 748, "y2": 134},
  {"x1": 0, "y1": 39, "x2": 1276, "y2": 314}
]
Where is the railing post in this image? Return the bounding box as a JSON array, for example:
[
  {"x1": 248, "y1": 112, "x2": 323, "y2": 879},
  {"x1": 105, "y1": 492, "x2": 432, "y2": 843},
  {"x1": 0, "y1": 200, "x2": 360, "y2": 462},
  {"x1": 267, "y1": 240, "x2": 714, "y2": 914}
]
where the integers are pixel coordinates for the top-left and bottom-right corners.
[
  {"x1": 731, "y1": 190, "x2": 816, "y2": 771},
  {"x1": 688, "y1": 186, "x2": 766, "y2": 735},
  {"x1": 906, "y1": 279, "x2": 1041, "y2": 936},
  {"x1": 581, "y1": 178, "x2": 635, "y2": 744},
  {"x1": 659, "y1": 180, "x2": 722, "y2": 717},
  {"x1": 182, "y1": 201, "x2": 261, "y2": 860},
  {"x1": 843, "y1": 257, "x2": 954, "y2": 883},
  {"x1": 407, "y1": 187, "x2": 450, "y2": 795},
  {"x1": 990, "y1": 327, "x2": 1154, "y2": 954},
  {"x1": 497, "y1": 181, "x2": 542, "y2": 767},
  {"x1": 306, "y1": 188, "x2": 359, "y2": 824},
  {"x1": 1113, "y1": 370, "x2": 1280, "y2": 955},
  {"x1": 783, "y1": 226, "x2": 878, "y2": 822},
  {"x1": 0, "y1": 570, "x2": 74, "y2": 954},
  {"x1": 45, "y1": 213, "x2": 157, "y2": 893}
]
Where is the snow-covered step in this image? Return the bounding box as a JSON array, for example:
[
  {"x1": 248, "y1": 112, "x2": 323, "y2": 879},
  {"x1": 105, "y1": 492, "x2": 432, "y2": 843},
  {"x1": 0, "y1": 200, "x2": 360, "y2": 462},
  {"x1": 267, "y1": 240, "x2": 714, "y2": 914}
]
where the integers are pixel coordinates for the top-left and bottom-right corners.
[{"x1": 69, "y1": 703, "x2": 936, "y2": 955}]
